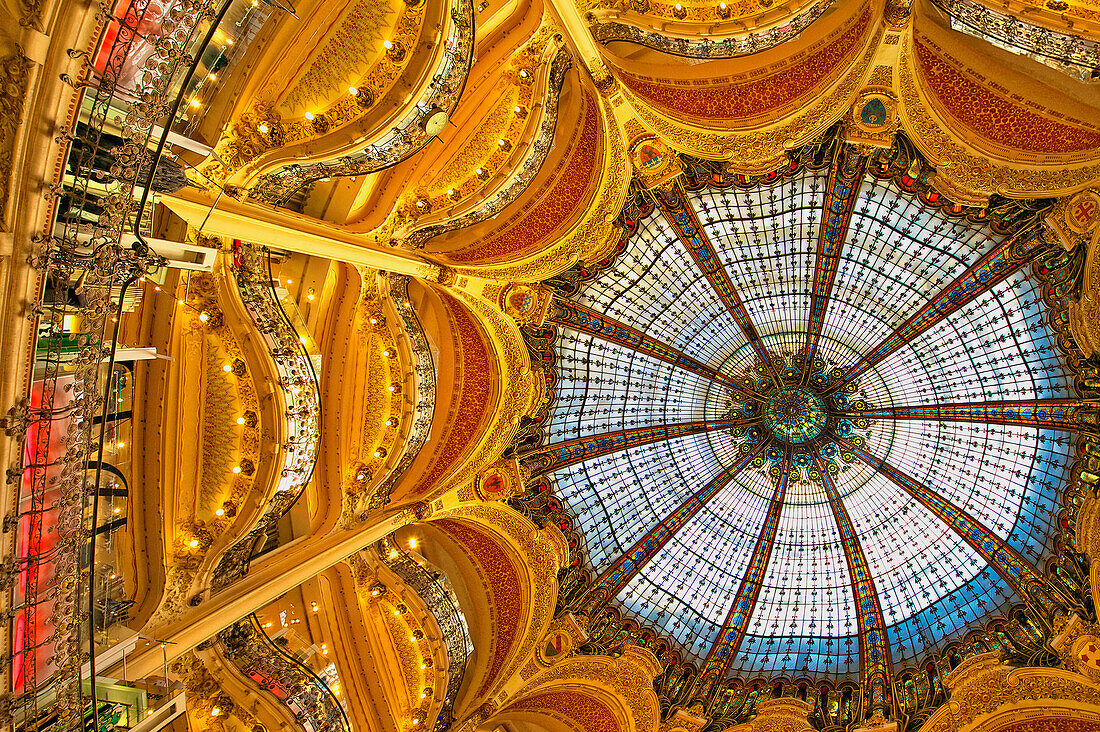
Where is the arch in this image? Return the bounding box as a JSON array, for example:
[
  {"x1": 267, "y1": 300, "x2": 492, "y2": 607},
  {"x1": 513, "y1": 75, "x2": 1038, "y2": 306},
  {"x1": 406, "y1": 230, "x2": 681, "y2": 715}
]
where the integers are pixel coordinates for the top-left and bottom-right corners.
[
  {"x1": 607, "y1": 0, "x2": 874, "y2": 128},
  {"x1": 422, "y1": 75, "x2": 605, "y2": 265},
  {"x1": 410, "y1": 503, "x2": 567, "y2": 717}
]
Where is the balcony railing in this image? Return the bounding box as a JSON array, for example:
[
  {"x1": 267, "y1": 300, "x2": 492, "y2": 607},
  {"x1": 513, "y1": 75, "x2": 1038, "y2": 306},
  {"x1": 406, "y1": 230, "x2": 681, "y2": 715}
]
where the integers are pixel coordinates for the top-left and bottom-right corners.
[
  {"x1": 379, "y1": 537, "x2": 472, "y2": 731},
  {"x1": 218, "y1": 615, "x2": 351, "y2": 732},
  {"x1": 931, "y1": 0, "x2": 1100, "y2": 81},
  {"x1": 589, "y1": 0, "x2": 836, "y2": 58},
  {"x1": 368, "y1": 275, "x2": 437, "y2": 509},
  {"x1": 248, "y1": 0, "x2": 475, "y2": 205},
  {"x1": 403, "y1": 47, "x2": 571, "y2": 249},
  {"x1": 210, "y1": 241, "x2": 322, "y2": 590}
]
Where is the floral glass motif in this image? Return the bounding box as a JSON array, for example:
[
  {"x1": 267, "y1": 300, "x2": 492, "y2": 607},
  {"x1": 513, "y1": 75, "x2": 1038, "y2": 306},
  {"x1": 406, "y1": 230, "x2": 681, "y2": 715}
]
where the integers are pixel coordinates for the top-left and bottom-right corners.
[{"x1": 542, "y1": 163, "x2": 1074, "y2": 681}]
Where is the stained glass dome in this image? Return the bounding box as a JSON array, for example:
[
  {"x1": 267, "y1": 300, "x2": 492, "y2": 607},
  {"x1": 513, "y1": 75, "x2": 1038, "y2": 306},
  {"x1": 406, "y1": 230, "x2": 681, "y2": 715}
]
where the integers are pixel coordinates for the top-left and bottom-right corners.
[{"x1": 527, "y1": 139, "x2": 1084, "y2": 687}]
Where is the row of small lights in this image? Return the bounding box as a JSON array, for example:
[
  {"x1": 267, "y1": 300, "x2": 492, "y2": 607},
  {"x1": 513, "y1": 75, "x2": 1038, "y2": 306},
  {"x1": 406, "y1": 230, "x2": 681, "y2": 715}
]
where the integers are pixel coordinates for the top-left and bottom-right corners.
[
  {"x1": 381, "y1": 537, "x2": 435, "y2": 728},
  {"x1": 411, "y1": 93, "x2": 530, "y2": 211},
  {"x1": 667, "y1": 1, "x2": 732, "y2": 14},
  {"x1": 161, "y1": 279, "x2": 253, "y2": 549}
]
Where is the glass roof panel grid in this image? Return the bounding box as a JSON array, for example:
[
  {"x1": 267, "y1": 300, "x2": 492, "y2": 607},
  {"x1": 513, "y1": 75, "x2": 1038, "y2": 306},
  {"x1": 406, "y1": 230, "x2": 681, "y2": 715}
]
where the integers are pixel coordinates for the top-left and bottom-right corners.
[
  {"x1": 887, "y1": 567, "x2": 1013, "y2": 668},
  {"x1": 733, "y1": 631, "x2": 861, "y2": 679},
  {"x1": 841, "y1": 471, "x2": 986, "y2": 623},
  {"x1": 546, "y1": 330, "x2": 715, "y2": 440},
  {"x1": 870, "y1": 270, "x2": 1074, "y2": 406},
  {"x1": 690, "y1": 168, "x2": 827, "y2": 357},
  {"x1": 1003, "y1": 428, "x2": 1069, "y2": 562},
  {"x1": 617, "y1": 468, "x2": 779, "y2": 658},
  {"x1": 736, "y1": 476, "x2": 859, "y2": 678},
  {"x1": 819, "y1": 176, "x2": 989, "y2": 368},
  {"x1": 574, "y1": 215, "x2": 753, "y2": 370},
  {"x1": 544, "y1": 157, "x2": 1078, "y2": 682},
  {"x1": 551, "y1": 430, "x2": 739, "y2": 572},
  {"x1": 618, "y1": 572, "x2": 724, "y2": 657},
  {"x1": 879, "y1": 420, "x2": 1068, "y2": 555}
]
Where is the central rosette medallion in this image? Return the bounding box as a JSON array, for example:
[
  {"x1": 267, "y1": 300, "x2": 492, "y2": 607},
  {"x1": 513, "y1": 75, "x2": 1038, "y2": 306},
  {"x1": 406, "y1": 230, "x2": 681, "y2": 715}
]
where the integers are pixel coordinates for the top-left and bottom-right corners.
[{"x1": 763, "y1": 387, "x2": 827, "y2": 444}]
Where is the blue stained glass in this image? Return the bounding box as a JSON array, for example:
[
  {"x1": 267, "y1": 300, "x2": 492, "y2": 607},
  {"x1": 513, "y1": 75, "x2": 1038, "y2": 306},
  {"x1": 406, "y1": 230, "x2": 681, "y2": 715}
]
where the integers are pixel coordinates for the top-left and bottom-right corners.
[{"x1": 540, "y1": 165, "x2": 1077, "y2": 681}]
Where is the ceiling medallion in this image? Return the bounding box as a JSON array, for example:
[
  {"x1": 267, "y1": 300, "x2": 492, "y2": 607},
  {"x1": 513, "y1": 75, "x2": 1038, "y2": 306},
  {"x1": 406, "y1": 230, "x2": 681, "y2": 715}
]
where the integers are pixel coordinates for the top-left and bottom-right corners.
[
  {"x1": 764, "y1": 387, "x2": 826, "y2": 444},
  {"x1": 729, "y1": 358, "x2": 870, "y2": 480}
]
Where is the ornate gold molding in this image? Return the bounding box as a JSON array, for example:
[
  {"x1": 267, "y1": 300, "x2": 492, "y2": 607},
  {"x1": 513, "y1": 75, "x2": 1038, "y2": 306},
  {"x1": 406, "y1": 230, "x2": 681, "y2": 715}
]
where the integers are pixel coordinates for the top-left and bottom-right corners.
[
  {"x1": 623, "y1": 19, "x2": 882, "y2": 172},
  {"x1": 452, "y1": 91, "x2": 630, "y2": 282},
  {"x1": 431, "y1": 502, "x2": 567, "y2": 705},
  {"x1": 920, "y1": 652, "x2": 1100, "y2": 732},
  {"x1": 896, "y1": 35, "x2": 1100, "y2": 198}
]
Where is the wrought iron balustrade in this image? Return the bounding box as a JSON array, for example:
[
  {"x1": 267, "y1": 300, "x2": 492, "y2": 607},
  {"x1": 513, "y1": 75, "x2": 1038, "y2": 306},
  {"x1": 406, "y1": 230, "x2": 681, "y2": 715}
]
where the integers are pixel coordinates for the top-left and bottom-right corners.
[
  {"x1": 218, "y1": 615, "x2": 351, "y2": 732},
  {"x1": 402, "y1": 47, "x2": 571, "y2": 249},
  {"x1": 211, "y1": 242, "x2": 322, "y2": 590},
  {"x1": 368, "y1": 274, "x2": 437, "y2": 509},
  {"x1": 931, "y1": 0, "x2": 1100, "y2": 80},
  {"x1": 249, "y1": 0, "x2": 475, "y2": 205},
  {"x1": 380, "y1": 538, "x2": 472, "y2": 731}
]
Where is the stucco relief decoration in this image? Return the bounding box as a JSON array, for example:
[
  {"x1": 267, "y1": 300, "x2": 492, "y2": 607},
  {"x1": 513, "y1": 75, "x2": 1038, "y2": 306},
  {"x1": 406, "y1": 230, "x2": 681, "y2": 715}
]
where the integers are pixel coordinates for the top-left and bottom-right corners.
[
  {"x1": 1067, "y1": 191, "x2": 1100, "y2": 236},
  {"x1": 1073, "y1": 635, "x2": 1100, "y2": 680},
  {"x1": 848, "y1": 90, "x2": 898, "y2": 149},
  {"x1": 500, "y1": 283, "x2": 553, "y2": 326},
  {"x1": 896, "y1": 40, "x2": 1100, "y2": 196},
  {"x1": 920, "y1": 651, "x2": 1100, "y2": 732},
  {"x1": 727, "y1": 697, "x2": 815, "y2": 732},
  {"x1": 536, "y1": 613, "x2": 587, "y2": 666},
  {"x1": 630, "y1": 135, "x2": 682, "y2": 189},
  {"x1": 1044, "y1": 190, "x2": 1100, "y2": 358},
  {"x1": 475, "y1": 459, "x2": 524, "y2": 501}
]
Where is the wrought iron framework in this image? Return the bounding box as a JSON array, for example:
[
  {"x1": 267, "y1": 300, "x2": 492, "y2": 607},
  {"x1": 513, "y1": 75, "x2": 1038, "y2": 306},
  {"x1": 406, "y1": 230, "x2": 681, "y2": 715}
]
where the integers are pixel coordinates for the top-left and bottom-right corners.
[{"x1": 509, "y1": 129, "x2": 1099, "y2": 732}]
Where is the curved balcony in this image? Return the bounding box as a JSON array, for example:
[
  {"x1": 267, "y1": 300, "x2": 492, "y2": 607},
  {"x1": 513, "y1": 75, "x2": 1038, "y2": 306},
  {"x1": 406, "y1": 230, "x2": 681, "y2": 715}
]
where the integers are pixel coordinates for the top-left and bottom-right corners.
[
  {"x1": 926, "y1": 0, "x2": 1100, "y2": 80},
  {"x1": 247, "y1": 0, "x2": 475, "y2": 206},
  {"x1": 589, "y1": 0, "x2": 837, "y2": 59},
  {"x1": 208, "y1": 241, "x2": 321, "y2": 590},
  {"x1": 218, "y1": 614, "x2": 350, "y2": 732},
  {"x1": 402, "y1": 46, "x2": 571, "y2": 249},
  {"x1": 379, "y1": 536, "x2": 471, "y2": 731},
  {"x1": 367, "y1": 275, "x2": 437, "y2": 510}
]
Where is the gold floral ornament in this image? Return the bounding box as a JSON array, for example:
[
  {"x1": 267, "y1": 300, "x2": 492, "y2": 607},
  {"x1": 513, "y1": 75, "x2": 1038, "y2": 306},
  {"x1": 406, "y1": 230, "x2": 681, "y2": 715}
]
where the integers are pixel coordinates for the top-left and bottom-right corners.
[
  {"x1": 1045, "y1": 190, "x2": 1100, "y2": 359},
  {"x1": 201, "y1": 102, "x2": 284, "y2": 186},
  {"x1": 630, "y1": 135, "x2": 682, "y2": 189}
]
